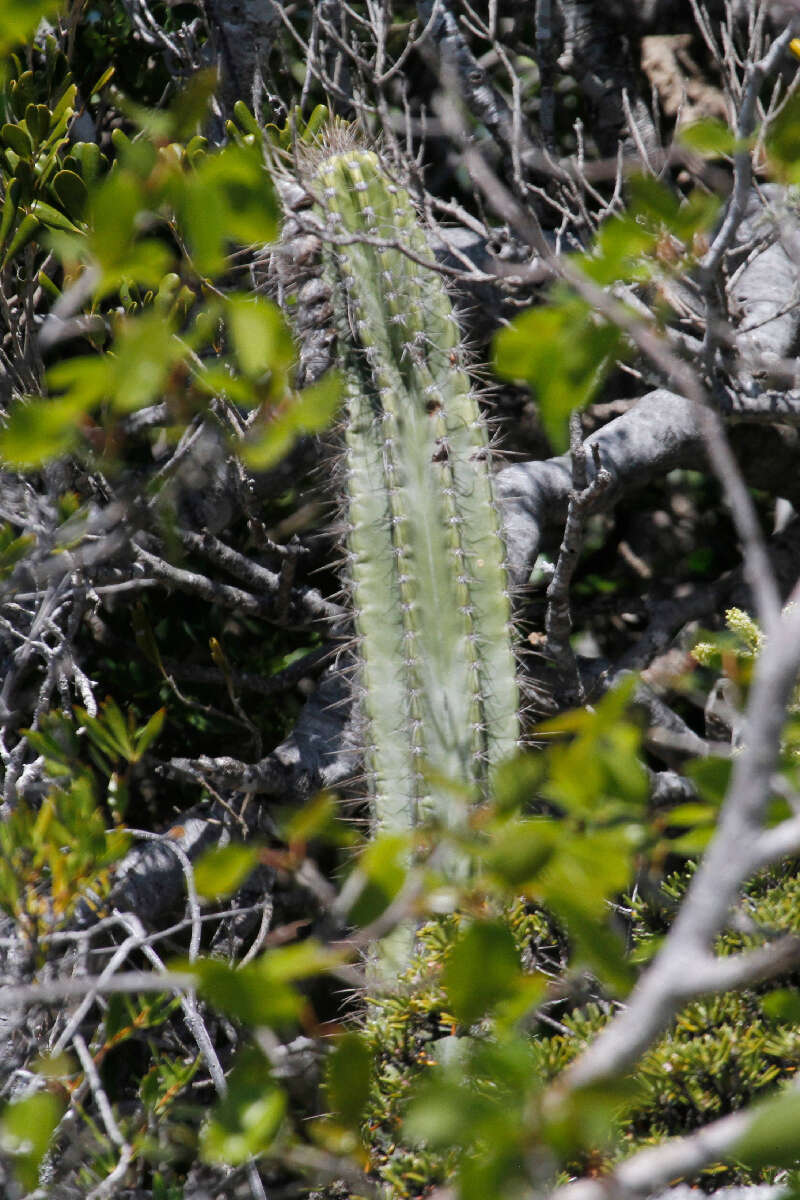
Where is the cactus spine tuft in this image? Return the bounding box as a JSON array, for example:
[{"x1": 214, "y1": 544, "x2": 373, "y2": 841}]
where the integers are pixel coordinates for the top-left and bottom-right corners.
[{"x1": 283, "y1": 133, "x2": 518, "y2": 847}]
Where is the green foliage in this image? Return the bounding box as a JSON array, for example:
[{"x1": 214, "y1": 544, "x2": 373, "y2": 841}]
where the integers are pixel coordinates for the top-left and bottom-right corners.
[
  {"x1": 765, "y1": 92, "x2": 800, "y2": 183},
  {"x1": 493, "y1": 176, "x2": 719, "y2": 450},
  {"x1": 494, "y1": 292, "x2": 623, "y2": 450},
  {"x1": 0, "y1": 771, "x2": 129, "y2": 932},
  {"x1": 201, "y1": 1050, "x2": 287, "y2": 1165},
  {"x1": 193, "y1": 843, "x2": 261, "y2": 900},
  {"x1": 678, "y1": 117, "x2": 740, "y2": 157},
  {"x1": 0, "y1": 694, "x2": 169, "y2": 937},
  {"x1": 0, "y1": 1088, "x2": 67, "y2": 1191},
  {"x1": 441, "y1": 921, "x2": 523, "y2": 1025},
  {"x1": 0, "y1": 2, "x2": 62, "y2": 58},
  {"x1": 325, "y1": 1032, "x2": 374, "y2": 1134},
  {"x1": 353, "y1": 856, "x2": 800, "y2": 1198},
  {"x1": 734, "y1": 1090, "x2": 800, "y2": 1170},
  {"x1": 186, "y1": 940, "x2": 341, "y2": 1029},
  {"x1": 0, "y1": 72, "x2": 338, "y2": 472}
]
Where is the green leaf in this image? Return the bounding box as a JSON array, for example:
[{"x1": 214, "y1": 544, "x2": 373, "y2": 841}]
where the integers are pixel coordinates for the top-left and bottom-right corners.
[
  {"x1": 226, "y1": 295, "x2": 294, "y2": 380},
  {"x1": 761, "y1": 988, "x2": 800, "y2": 1025},
  {"x1": 442, "y1": 921, "x2": 522, "y2": 1025},
  {"x1": 548, "y1": 892, "x2": 634, "y2": 994},
  {"x1": 52, "y1": 169, "x2": 88, "y2": 219},
  {"x1": 140, "y1": 1054, "x2": 200, "y2": 1115},
  {"x1": 491, "y1": 752, "x2": 547, "y2": 815},
  {"x1": 1, "y1": 121, "x2": 32, "y2": 157},
  {"x1": 77, "y1": 709, "x2": 127, "y2": 762},
  {"x1": 194, "y1": 844, "x2": 260, "y2": 900},
  {"x1": 663, "y1": 802, "x2": 716, "y2": 828},
  {"x1": 580, "y1": 214, "x2": 656, "y2": 285},
  {"x1": 1, "y1": 211, "x2": 39, "y2": 268},
  {"x1": 493, "y1": 293, "x2": 622, "y2": 451},
  {"x1": 133, "y1": 706, "x2": 166, "y2": 758},
  {"x1": 90, "y1": 64, "x2": 115, "y2": 96},
  {"x1": 191, "y1": 959, "x2": 303, "y2": 1026},
  {"x1": 0, "y1": 178, "x2": 20, "y2": 249},
  {"x1": 543, "y1": 1077, "x2": 643, "y2": 1159},
  {"x1": 685, "y1": 755, "x2": 731, "y2": 804},
  {"x1": 46, "y1": 354, "x2": 111, "y2": 407},
  {"x1": 0, "y1": 1, "x2": 62, "y2": 55},
  {"x1": 97, "y1": 696, "x2": 135, "y2": 757},
  {"x1": 733, "y1": 1089, "x2": 800, "y2": 1170},
  {"x1": 482, "y1": 819, "x2": 557, "y2": 890},
  {"x1": 168, "y1": 68, "x2": 219, "y2": 139},
  {"x1": 766, "y1": 93, "x2": 800, "y2": 182},
  {"x1": 261, "y1": 939, "x2": 341, "y2": 983},
  {"x1": 538, "y1": 681, "x2": 647, "y2": 821},
  {"x1": 0, "y1": 528, "x2": 34, "y2": 578},
  {"x1": 0, "y1": 393, "x2": 86, "y2": 466},
  {"x1": 179, "y1": 144, "x2": 279, "y2": 275},
  {"x1": 108, "y1": 311, "x2": 185, "y2": 412},
  {"x1": 243, "y1": 371, "x2": 342, "y2": 469},
  {"x1": 30, "y1": 198, "x2": 83, "y2": 234},
  {"x1": 544, "y1": 827, "x2": 634, "y2": 915},
  {"x1": 188, "y1": 940, "x2": 338, "y2": 1027},
  {"x1": 681, "y1": 119, "x2": 734, "y2": 158},
  {"x1": 233, "y1": 101, "x2": 261, "y2": 138},
  {"x1": 201, "y1": 1050, "x2": 286, "y2": 1165},
  {"x1": 25, "y1": 103, "x2": 50, "y2": 146},
  {"x1": 347, "y1": 832, "x2": 408, "y2": 927},
  {"x1": 0, "y1": 1090, "x2": 66, "y2": 1191},
  {"x1": 282, "y1": 792, "x2": 354, "y2": 847},
  {"x1": 71, "y1": 140, "x2": 105, "y2": 186},
  {"x1": 404, "y1": 1073, "x2": 499, "y2": 1150},
  {"x1": 325, "y1": 1032, "x2": 373, "y2": 1131}
]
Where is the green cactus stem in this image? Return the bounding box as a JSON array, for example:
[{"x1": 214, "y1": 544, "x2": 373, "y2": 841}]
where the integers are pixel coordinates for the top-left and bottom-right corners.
[{"x1": 299, "y1": 137, "x2": 518, "y2": 844}]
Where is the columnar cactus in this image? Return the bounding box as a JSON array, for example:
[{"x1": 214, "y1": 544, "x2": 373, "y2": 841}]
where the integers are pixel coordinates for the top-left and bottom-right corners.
[{"x1": 281, "y1": 128, "x2": 518, "y2": 846}]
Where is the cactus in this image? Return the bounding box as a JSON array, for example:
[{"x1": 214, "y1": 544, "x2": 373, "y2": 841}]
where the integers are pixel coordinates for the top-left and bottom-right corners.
[{"x1": 281, "y1": 128, "x2": 518, "y2": 850}]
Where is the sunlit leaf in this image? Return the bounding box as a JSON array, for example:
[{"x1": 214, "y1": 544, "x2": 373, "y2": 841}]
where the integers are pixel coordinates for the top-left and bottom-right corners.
[
  {"x1": 442, "y1": 921, "x2": 522, "y2": 1025},
  {"x1": 201, "y1": 1050, "x2": 286, "y2": 1165},
  {"x1": 326, "y1": 1033, "x2": 373, "y2": 1132},
  {"x1": 243, "y1": 371, "x2": 341, "y2": 468},
  {"x1": 226, "y1": 295, "x2": 294, "y2": 380},
  {"x1": 0, "y1": 394, "x2": 86, "y2": 466},
  {"x1": 194, "y1": 844, "x2": 260, "y2": 900},
  {"x1": 0, "y1": 1090, "x2": 66, "y2": 1190},
  {"x1": 481, "y1": 819, "x2": 557, "y2": 890},
  {"x1": 493, "y1": 293, "x2": 622, "y2": 451},
  {"x1": 190, "y1": 959, "x2": 303, "y2": 1027},
  {"x1": 685, "y1": 756, "x2": 731, "y2": 804},
  {"x1": 347, "y1": 832, "x2": 408, "y2": 927},
  {"x1": 133, "y1": 706, "x2": 166, "y2": 758},
  {"x1": 0, "y1": 1, "x2": 62, "y2": 56},
  {"x1": 761, "y1": 988, "x2": 800, "y2": 1026},
  {"x1": 733, "y1": 1089, "x2": 800, "y2": 1169},
  {"x1": 179, "y1": 144, "x2": 279, "y2": 275}
]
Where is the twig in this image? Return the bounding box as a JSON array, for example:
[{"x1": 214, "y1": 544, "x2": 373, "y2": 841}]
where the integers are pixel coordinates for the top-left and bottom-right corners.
[{"x1": 545, "y1": 419, "x2": 612, "y2": 700}]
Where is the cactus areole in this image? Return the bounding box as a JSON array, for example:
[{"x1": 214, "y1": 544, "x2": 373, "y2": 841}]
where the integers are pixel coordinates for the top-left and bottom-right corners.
[{"x1": 287, "y1": 133, "x2": 518, "y2": 847}]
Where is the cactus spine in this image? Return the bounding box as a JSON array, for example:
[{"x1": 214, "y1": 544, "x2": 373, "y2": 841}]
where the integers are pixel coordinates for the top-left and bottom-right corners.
[{"x1": 287, "y1": 133, "x2": 518, "y2": 844}]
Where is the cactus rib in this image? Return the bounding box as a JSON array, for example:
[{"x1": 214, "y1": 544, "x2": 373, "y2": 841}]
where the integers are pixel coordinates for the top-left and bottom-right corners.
[{"x1": 294, "y1": 136, "x2": 518, "y2": 840}]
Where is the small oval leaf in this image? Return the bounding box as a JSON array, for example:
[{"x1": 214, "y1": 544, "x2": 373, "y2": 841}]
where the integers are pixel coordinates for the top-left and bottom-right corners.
[
  {"x1": 52, "y1": 169, "x2": 88, "y2": 218},
  {"x1": 1, "y1": 122, "x2": 33, "y2": 158}
]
